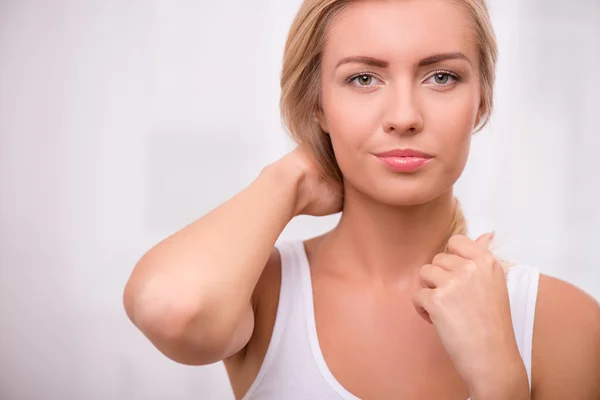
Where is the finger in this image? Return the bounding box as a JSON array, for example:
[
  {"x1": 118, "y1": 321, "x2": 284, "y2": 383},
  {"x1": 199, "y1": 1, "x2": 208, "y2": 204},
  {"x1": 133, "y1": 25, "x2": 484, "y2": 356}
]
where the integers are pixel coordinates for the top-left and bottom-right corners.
[
  {"x1": 475, "y1": 231, "x2": 495, "y2": 249},
  {"x1": 431, "y1": 252, "x2": 465, "y2": 272},
  {"x1": 412, "y1": 288, "x2": 434, "y2": 324},
  {"x1": 446, "y1": 234, "x2": 492, "y2": 264},
  {"x1": 419, "y1": 264, "x2": 452, "y2": 288}
]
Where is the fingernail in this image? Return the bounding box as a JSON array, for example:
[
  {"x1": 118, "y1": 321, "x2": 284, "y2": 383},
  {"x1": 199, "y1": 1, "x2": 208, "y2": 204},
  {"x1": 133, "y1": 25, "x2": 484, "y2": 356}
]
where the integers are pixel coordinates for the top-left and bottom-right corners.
[{"x1": 490, "y1": 231, "x2": 496, "y2": 242}]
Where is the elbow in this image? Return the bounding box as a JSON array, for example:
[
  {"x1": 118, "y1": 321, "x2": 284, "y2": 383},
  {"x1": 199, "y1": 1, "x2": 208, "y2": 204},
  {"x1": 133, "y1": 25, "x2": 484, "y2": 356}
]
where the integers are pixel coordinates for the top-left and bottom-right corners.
[
  {"x1": 123, "y1": 253, "x2": 202, "y2": 343},
  {"x1": 122, "y1": 274, "x2": 238, "y2": 365}
]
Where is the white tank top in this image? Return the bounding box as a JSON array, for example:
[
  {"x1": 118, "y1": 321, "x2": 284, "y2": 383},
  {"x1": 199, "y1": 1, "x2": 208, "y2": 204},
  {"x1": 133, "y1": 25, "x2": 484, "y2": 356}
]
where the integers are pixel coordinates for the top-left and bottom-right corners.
[{"x1": 242, "y1": 241, "x2": 540, "y2": 400}]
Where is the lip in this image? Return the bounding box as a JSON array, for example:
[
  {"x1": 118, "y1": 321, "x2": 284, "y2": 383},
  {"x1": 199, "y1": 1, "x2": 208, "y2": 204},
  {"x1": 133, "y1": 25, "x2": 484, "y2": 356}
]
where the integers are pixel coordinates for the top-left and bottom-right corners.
[
  {"x1": 374, "y1": 149, "x2": 433, "y2": 158},
  {"x1": 374, "y1": 148, "x2": 433, "y2": 172}
]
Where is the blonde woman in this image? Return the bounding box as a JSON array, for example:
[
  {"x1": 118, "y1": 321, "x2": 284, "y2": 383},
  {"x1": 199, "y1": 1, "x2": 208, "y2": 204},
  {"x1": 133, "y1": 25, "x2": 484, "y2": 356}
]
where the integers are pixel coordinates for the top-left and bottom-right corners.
[{"x1": 124, "y1": 0, "x2": 600, "y2": 399}]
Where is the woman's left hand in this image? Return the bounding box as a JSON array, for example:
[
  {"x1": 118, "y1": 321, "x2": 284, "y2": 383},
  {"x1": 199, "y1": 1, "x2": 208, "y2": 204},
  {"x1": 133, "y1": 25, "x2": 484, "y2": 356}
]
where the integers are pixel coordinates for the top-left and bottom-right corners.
[{"x1": 412, "y1": 232, "x2": 529, "y2": 399}]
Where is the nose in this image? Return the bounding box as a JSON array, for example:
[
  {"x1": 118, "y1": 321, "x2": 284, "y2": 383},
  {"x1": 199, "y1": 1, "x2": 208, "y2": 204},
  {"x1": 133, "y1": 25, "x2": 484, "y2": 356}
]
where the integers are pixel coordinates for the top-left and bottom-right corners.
[{"x1": 382, "y1": 82, "x2": 424, "y2": 135}]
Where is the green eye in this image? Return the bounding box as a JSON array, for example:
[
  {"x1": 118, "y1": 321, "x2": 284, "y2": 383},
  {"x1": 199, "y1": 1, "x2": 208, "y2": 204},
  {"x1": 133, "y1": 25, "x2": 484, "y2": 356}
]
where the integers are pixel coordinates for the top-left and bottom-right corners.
[
  {"x1": 434, "y1": 73, "x2": 449, "y2": 84},
  {"x1": 428, "y1": 71, "x2": 460, "y2": 86},
  {"x1": 348, "y1": 73, "x2": 378, "y2": 87},
  {"x1": 357, "y1": 74, "x2": 373, "y2": 85}
]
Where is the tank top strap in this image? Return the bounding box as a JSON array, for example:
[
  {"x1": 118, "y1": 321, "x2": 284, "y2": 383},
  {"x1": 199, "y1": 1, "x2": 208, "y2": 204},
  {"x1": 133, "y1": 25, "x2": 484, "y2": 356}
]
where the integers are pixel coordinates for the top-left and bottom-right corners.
[
  {"x1": 506, "y1": 263, "x2": 541, "y2": 392},
  {"x1": 242, "y1": 241, "x2": 298, "y2": 400}
]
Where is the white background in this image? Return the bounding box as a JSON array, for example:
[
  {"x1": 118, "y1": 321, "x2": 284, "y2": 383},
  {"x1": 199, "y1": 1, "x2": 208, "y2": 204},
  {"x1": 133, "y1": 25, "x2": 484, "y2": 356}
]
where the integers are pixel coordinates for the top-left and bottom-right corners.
[{"x1": 1, "y1": 0, "x2": 599, "y2": 399}]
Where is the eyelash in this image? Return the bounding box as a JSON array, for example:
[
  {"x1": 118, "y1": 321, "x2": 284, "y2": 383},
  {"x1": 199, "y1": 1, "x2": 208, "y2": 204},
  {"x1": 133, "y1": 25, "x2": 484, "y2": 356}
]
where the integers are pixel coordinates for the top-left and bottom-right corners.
[
  {"x1": 345, "y1": 70, "x2": 461, "y2": 87},
  {"x1": 428, "y1": 69, "x2": 461, "y2": 84},
  {"x1": 344, "y1": 72, "x2": 379, "y2": 86}
]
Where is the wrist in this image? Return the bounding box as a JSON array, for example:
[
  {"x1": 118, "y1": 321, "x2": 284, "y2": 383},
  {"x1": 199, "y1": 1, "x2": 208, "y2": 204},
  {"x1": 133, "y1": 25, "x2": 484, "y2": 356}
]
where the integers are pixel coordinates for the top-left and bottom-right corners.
[
  {"x1": 259, "y1": 157, "x2": 306, "y2": 217},
  {"x1": 468, "y1": 357, "x2": 530, "y2": 400}
]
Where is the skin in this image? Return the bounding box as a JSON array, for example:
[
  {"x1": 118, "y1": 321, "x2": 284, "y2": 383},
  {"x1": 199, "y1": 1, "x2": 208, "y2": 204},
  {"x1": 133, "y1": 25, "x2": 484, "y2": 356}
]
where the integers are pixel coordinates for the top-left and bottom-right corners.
[
  {"x1": 304, "y1": 0, "x2": 502, "y2": 396},
  {"x1": 228, "y1": 1, "x2": 599, "y2": 399},
  {"x1": 124, "y1": 0, "x2": 600, "y2": 399}
]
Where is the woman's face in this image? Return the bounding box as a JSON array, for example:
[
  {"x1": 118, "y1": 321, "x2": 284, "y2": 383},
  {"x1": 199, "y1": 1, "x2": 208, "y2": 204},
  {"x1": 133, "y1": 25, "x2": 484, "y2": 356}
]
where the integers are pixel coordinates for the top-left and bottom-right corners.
[{"x1": 317, "y1": 0, "x2": 482, "y2": 206}]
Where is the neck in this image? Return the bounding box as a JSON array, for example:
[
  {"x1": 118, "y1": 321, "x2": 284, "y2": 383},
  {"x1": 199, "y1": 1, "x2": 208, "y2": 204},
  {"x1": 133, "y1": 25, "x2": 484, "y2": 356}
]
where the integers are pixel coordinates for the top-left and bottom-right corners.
[{"x1": 321, "y1": 183, "x2": 457, "y2": 283}]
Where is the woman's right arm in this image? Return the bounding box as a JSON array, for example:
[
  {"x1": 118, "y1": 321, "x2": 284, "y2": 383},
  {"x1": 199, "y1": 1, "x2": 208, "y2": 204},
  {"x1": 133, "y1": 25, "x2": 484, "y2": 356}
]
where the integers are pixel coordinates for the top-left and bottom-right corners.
[{"x1": 123, "y1": 149, "x2": 341, "y2": 366}]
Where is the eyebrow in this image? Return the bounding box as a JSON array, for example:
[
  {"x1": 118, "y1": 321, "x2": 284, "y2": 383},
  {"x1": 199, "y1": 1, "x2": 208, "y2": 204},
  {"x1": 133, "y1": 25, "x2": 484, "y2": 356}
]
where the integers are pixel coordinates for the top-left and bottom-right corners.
[
  {"x1": 335, "y1": 56, "x2": 389, "y2": 69},
  {"x1": 335, "y1": 52, "x2": 471, "y2": 69},
  {"x1": 418, "y1": 52, "x2": 470, "y2": 66}
]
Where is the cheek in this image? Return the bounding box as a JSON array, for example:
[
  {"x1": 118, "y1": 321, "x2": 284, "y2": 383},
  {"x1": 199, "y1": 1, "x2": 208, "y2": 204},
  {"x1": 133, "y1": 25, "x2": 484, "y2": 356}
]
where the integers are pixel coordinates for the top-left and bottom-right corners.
[
  {"x1": 425, "y1": 90, "x2": 478, "y2": 162},
  {"x1": 321, "y1": 83, "x2": 379, "y2": 148},
  {"x1": 320, "y1": 83, "x2": 383, "y2": 175}
]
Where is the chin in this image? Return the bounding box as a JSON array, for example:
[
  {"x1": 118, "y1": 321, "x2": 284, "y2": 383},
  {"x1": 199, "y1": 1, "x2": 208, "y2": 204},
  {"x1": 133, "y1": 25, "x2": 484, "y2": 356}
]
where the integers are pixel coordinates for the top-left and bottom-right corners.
[
  {"x1": 373, "y1": 186, "x2": 446, "y2": 207},
  {"x1": 348, "y1": 174, "x2": 453, "y2": 207}
]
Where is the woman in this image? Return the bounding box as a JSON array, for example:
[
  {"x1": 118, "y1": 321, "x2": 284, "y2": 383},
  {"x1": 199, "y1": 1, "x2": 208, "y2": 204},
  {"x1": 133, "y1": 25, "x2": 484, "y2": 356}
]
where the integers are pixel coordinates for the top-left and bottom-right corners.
[{"x1": 123, "y1": 0, "x2": 600, "y2": 399}]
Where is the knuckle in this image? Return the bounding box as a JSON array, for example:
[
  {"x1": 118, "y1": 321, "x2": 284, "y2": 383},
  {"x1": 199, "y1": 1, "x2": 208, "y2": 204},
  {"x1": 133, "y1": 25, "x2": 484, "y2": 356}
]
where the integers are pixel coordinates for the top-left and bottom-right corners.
[
  {"x1": 431, "y1": 290, "x2": 445, "y2": 306},
  {"x1": 463, "y1": 260, "x2": 478, "y2": 274},
  {"x1": 432, "y1": 253, "x2": 445, "y2": 265},
  {"x1": 447, "y1": 276, "x2": 460, "y2": 288},
  {"x1": 447, "y1": 235, "x2": 461, "y2": 249},
  {"x1": 447, "y1": 234, "x2": 468, "y2": 252}
]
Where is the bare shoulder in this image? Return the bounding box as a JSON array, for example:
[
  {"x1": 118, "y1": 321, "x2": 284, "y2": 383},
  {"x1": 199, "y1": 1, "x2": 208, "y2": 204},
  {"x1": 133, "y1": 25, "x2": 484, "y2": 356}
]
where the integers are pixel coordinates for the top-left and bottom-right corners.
[{"x1": 532, "y1": 273, "x2": 600, "y2": 399}]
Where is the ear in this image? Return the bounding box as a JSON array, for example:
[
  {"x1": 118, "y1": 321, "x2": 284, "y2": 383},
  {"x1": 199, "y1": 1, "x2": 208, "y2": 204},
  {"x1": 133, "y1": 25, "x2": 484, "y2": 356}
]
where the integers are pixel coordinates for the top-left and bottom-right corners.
[
  {"x1": 474, "y1": 100, "x2": 487, "y2": 129},
  {"x1": 314, "y1": 109, "x2": 329, "y2": 133}
]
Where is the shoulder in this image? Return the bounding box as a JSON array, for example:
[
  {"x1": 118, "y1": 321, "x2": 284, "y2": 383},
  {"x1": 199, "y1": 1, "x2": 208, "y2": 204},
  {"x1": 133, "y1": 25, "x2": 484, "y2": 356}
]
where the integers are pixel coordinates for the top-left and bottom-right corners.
[{"x1": 531, "y1": 273, "x2": 600, "y2": 398}]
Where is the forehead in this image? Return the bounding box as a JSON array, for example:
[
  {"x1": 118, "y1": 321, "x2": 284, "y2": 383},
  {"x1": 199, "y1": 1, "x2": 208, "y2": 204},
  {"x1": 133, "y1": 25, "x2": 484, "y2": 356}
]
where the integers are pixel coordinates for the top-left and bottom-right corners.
[{"x1": 324, "y1": 0, "x2": 478, "y2": 65}]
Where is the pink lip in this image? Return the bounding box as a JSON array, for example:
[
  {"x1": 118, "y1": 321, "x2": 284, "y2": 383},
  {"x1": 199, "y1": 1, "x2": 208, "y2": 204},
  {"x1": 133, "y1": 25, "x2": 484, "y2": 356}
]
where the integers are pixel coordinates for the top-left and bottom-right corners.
[{"x1": 374, "y1": 148, "x2": 433, "y2": 172}]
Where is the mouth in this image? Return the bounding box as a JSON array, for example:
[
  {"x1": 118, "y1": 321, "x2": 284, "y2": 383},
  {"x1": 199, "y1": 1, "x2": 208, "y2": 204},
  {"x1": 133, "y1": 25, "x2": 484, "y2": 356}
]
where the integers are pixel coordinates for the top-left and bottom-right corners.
[
  {"x1": 374, "y1": 148, "x2": 433, "y2": 159},
  {"x1": 374, "y1": 148, "x2": 433, "y2": 172}
]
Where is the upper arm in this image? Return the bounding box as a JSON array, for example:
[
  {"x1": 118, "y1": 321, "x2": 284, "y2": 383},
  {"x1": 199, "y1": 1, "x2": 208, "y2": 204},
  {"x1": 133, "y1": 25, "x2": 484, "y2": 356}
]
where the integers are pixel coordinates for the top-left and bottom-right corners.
[
  {"x1": 531, "y1": 274, "x2": 600, "y2": 399},
  {"x1": 224, "y1": 247, "x2": 282, "y2": 399},
  {"x1": 224, "y1": 247, "x2": 281, "y2": 362}
]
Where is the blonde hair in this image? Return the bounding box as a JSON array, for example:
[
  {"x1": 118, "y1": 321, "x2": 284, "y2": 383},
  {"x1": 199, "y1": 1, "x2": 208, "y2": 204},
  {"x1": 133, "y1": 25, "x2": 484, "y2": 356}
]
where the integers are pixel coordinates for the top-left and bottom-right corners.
[{"x1": 280, "y1": 0, "x2": 512, "y2": 271}]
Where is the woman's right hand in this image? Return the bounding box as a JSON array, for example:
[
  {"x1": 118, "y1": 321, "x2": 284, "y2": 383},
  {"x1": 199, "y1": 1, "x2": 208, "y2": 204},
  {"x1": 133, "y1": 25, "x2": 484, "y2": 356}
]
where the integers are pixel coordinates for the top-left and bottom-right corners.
[{"x1": 274, "y1": 147, "x2": 343, "y2": 217}]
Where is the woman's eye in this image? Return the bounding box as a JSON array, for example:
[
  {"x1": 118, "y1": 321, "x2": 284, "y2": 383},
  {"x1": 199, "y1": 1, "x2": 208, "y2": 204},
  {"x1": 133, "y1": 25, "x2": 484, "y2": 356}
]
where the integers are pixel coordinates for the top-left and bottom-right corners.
[
  {"x1": 349, "y1": 73, "x2": 379, "y2": 87},
  {"x1": 434, "y1": 73, "x2": 449, "y2": 84},
  {"x1": 426, "y1": 72, "x2": 458, "y2": 86}
]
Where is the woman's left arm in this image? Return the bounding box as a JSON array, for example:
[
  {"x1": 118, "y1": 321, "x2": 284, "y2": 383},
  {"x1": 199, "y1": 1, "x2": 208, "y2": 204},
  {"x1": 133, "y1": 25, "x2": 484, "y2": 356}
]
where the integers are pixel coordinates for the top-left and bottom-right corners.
[{"x1": 530, "y1": 275, "x2": 600, "y2": 400}]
